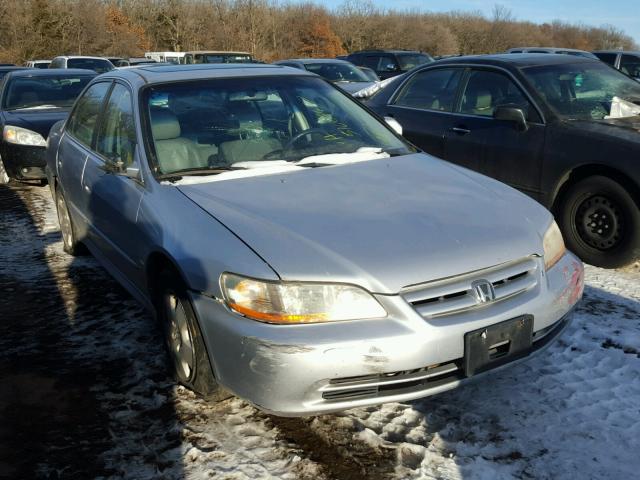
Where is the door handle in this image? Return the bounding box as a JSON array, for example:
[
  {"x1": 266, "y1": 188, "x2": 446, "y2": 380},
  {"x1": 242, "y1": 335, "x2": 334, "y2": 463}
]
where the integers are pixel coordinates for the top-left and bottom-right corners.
[
  {"x1": 84, "y1": 185, "x2": 91, "y2": 193},
  {"x1": 450, "y1": 127, "x2": 471, "y2": 134}
]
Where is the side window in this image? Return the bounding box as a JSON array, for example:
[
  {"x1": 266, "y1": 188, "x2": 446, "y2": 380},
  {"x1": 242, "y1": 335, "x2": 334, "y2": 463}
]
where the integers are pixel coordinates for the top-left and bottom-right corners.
[
  {"x1": 185, "y1": 54, "x2": 193, "y2": 65},
  {"x1": 375, "y1": 55, "x2": 398, "y2": 72},
  {"x1": 620, "y1": 54, "x2": 640, "y2": 78},
  {"x1": 460, "y1": 69, "x2": 538, "y2": 121},
  {"x1": 361, "y1": 56, "x2": 382, "y2": 70},
  {"x1": 95, "y1": 83, "x2": 136, "y2": 167},
  {"x1": 394, "y1": 68, "x2": 463, "y2": 112},
  {"x1": 594, "y1": 53, "x2": 617, "y2": 66},
  {"x1": 66, "y1": 82, "x2": 111, "y2": 147}
]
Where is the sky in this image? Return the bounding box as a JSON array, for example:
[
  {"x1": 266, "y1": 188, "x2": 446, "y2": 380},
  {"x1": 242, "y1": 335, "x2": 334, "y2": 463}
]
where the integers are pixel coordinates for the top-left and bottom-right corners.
[{"x1": 313, "y1": 0, "x2": 640, "y2": 45}]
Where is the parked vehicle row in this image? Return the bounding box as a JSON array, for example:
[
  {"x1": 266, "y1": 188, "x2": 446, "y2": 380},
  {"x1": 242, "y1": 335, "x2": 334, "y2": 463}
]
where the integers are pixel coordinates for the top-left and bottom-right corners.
[
  {"x1": 45, "y1": 63, "x2": 583, "y2": 416},
  {"x1": 0, "y1": 69, "x2": 96, "y2": 184}
]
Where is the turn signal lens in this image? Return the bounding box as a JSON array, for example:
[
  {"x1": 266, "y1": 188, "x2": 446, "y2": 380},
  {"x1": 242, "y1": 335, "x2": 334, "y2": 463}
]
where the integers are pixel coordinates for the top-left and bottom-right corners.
[
  {"x1": 543, "y1": 221, "x2": 566, "y2": 270},
  {"x1": 220, "y1": 273, "x2": 387, "y2": 324}
]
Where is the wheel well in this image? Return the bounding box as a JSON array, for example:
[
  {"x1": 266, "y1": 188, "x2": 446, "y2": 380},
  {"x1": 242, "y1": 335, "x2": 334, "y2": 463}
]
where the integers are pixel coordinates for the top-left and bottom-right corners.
[
  {"x1": 552, "y1": 165, "x2": 640, "y2": 214},
  {"x1": 146, "y1": 252, "x2": 183, "y2": 301}
]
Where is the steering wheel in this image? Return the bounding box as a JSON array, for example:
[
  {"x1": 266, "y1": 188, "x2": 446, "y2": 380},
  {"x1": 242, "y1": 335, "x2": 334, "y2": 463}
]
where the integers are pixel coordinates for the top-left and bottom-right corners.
[{"x1": 282, "y1": 128, "x2": 328, "y2": 151}]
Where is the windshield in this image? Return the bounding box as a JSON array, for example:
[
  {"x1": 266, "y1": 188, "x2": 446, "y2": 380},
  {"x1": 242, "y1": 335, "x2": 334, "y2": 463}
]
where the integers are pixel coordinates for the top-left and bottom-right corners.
[
  {"x1": 303, "y1": 62, "x2": 371, "y2": 83},
  {"x1": 67, "y1": 58, "x2": 114, "y2": 73},
  {"x1": 145, "y1": 76, "x2": 413, "y2": 177},
  {"x1": 195, "y1": 54, "x2": 253, "y2": 64},
  {"x1": 3, "y1": 75, "x2": 93, "y2": 110},
  {"x1": 523, "y1": 62, "x2": 640, "y2": 120},
  {"x1": 397, "y1": 54, "x2": 433, "y2": 70}
]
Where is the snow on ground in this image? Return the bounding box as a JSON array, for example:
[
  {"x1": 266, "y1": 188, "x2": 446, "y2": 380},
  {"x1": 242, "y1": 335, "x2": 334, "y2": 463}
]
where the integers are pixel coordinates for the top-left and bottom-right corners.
[{"x1": 0, "y1": 183, "x2": 638, "y2": 480}]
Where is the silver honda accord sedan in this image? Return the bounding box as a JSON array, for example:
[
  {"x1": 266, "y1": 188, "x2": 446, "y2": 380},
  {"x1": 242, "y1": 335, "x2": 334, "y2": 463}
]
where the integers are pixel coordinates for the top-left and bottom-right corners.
[{"x1": 46, "y1": 64, "x2": 584, "y2": 416}]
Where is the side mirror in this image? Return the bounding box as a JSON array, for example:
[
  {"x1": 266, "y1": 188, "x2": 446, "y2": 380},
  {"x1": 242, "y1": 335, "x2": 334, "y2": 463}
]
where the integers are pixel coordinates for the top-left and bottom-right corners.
[
  {"x1": 124, "y1": 166, "x2": 142, "y2": 181},
  {"x1": 385, "y1": 63, "x2": 398, "y2": 72},
  {"x1": 494, "y1": 106, "x2": 528, "y2": 131},
  {"x1": 384, "y1": 116, "x2": 403, "y2": 136}
]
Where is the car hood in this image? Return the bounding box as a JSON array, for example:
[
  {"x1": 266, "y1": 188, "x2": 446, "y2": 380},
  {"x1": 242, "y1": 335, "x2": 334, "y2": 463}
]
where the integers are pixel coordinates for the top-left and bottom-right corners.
[
  {"x1": 177, "y1": 154, "x2": 552, "y2": 294},
  {"x1": 2, "y1": 108, "x2": 71, "y2": 139},
  {"x1": 569, "y1": 117, "x2": 640, "y2": 142},
  {"x1": 334, "y1": 81, "x2": 376, "y2": 95}
]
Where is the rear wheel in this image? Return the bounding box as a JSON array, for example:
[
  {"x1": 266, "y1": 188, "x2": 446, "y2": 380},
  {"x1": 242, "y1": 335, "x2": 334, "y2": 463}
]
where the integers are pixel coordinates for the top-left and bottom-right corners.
[
  {"x1": 55, "y1": 188, "x2": 82, "y2": 256},
  {"x1": 156, "y1": 271, "x2": 229, "y2": 401},
  {"x1": 558, "y1": 175, "x2": 640, "y2": 268}
]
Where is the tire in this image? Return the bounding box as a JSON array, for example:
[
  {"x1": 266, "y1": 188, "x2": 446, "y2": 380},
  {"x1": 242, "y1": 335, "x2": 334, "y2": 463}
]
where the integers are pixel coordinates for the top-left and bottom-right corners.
[
  {"x1": 55, "y1": 188, "x2": 82, "y2": 256},
  {"x1": 156, "y1": 271, "x2": 229, "y2": 401},
  {"x1": 0, "y1": 155, "x2": 11, "y2": 185},
  {"x1": 558, "y1": 175, "x2": 640, "y2": 268}
]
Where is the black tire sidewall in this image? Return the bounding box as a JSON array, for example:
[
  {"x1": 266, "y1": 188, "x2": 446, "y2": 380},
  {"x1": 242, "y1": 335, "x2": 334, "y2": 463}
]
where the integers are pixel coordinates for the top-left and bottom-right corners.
[{"x1": 559, "y1": 176, "x2": 640, "y2": 268}]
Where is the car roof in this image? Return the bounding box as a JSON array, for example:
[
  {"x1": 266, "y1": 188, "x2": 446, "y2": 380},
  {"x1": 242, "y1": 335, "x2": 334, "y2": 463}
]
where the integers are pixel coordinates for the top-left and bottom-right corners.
[
  {"x1": 351, "y1": 50, "x2": 424, "y2": 55},
  {"x1": 276, "y1": 58, "x2": 352, "y2": 64},
  {"x1": 432, "y1": 53, "x2": 598, "y2": 68},
  {"x1": 7, "y1": 68, "x2": 96, "y2": 78},
  {"x1": 508, "y1": 47, "x2": 589, "y2": 52},
  {"x1": 54, "y1": 56, "x2": 112, "y2": 60},
  {"x1": 182, "y1": 51, "x2": 252, "y2": 55},
  {"x1": 593, "y1": 50, "x2": 640, "y2": 55},
  {"x1": 105, "y1": 63, "x2": 314, "y2": 84}
]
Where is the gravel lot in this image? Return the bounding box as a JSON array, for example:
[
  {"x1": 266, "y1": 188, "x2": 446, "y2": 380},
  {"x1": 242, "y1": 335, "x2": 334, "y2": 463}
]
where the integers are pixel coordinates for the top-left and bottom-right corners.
[{"x1": 0, "y1": 183, "x2": 638, "y2": 480}]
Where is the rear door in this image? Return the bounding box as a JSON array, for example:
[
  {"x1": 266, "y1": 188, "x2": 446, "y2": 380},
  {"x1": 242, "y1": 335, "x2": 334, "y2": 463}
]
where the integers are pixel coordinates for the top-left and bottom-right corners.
[
  {"x1": 80, "y1": 82, "x2": 145, "y2": 285},
  {"x1": 444, "y1": 68, "x2": 545, "y2": 197},
  {"x1": 383, "y1": 67, "x2": 464, "y2": 160},
  {"x1": 58, "y1": 81, "x2": 112, "y2": 238}
]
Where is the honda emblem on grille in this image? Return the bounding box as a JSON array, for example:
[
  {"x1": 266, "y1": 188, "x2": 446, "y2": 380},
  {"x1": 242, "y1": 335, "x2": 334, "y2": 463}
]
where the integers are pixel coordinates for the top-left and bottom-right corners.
[{"x1": 471, "y1": 279, "x2": 496, "y2": 303}]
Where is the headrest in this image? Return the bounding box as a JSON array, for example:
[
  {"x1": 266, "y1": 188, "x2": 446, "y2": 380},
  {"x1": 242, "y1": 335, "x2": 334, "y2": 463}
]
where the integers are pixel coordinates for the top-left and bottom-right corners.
[
  {"x1": 150, "y1": 109, "x2": 181, "y2": 140},
  {"x1": 475, "y1": 90, "x2": 492, "y2": 110}
]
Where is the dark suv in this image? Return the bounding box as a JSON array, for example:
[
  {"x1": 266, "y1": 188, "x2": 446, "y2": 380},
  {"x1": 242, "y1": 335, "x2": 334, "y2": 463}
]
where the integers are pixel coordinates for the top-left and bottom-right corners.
[
  {"x1": 593, "y1": 51, "x2": 640, "y2": 81},
  {"x1": 345, "y1": 49, "x2": 433, "y2": 80}
]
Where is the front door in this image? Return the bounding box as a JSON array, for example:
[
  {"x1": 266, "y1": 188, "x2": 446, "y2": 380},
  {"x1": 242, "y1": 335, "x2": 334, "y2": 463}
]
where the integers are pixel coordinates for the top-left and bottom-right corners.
[
  {"x1": 80, "y1": 82, "x2": 145, "y2": 286},
  {"x1": 443, "y1": 68, "x2": 546, "y2": 198}
]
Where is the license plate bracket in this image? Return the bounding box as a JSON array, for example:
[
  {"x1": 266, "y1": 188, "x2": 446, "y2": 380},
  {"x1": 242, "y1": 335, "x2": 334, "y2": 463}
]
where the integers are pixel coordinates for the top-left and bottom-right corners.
[{"x1": 464, "y1": 315, "x2": 533, "y2": 377}]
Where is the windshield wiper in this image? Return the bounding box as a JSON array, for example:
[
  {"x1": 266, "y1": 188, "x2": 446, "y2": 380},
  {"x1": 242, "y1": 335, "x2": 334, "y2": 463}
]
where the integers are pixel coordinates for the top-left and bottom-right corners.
[{"x1": 157, "y1": 166, "x2": 243, "y2": 181}]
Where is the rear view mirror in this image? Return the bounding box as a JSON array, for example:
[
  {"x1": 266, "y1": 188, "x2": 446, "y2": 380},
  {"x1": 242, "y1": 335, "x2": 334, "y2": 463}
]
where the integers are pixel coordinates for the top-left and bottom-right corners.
[
  {"x1": 384, "y1": 116, "x2": 403, "y2": 136},
  {"x1": 494, "y1": 106, "x2": 528, "y2": 131}
]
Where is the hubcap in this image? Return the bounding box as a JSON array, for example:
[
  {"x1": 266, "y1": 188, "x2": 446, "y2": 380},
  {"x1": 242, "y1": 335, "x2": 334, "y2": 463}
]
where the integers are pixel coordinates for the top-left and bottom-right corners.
[
  {"x1": 165, "y1": 293, "x2": 195, "y2": 382},
  {"x1": 56, "y1": 194, "x2": 73, "y2": 248},
  {"x1": 576, "y1": 195, "x2": 623, "y2": 250}
]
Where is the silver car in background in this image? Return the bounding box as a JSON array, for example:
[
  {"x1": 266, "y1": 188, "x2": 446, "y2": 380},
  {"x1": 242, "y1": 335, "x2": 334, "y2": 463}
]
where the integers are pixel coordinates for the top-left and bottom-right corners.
[{"x1": 46, "y1": 64, "x2": 584, "y2": 416}]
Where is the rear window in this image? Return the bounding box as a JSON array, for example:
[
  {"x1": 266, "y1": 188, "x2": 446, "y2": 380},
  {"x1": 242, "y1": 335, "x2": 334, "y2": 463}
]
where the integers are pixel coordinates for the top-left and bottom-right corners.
[
  {"x1": 396, "y1": 54, "x2": 434, "y2": 70},
  {"x1": 2, "y1": 75, "x2": 94, "y2": 110},
  {"x1": 67, "y1": 58, "x2": 114, "y2": 73}
]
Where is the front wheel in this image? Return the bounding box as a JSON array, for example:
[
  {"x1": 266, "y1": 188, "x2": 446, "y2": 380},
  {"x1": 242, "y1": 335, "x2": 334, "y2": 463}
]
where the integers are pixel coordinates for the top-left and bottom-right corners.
[
  {"x1": 156, "y1": 272, "x2": 229, "y2": 401},
  {"x1": 558, "y1": 175, "x2": 640, "y2": 268}
]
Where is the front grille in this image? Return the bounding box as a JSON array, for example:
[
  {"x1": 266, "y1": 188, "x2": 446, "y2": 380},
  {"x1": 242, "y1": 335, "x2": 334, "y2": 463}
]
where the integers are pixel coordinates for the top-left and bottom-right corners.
[
  {"x1": 321, "y1": 361, "x2": 463, "y2": 402},
  {"x1": 403, "y1": 257, "x2": 539, "y2": 319}
]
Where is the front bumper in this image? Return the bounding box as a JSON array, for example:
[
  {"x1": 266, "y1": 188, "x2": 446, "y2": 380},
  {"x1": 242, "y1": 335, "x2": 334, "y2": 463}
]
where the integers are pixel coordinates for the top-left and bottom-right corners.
[
  {"x1": 0, "y1": 143, "x2": 47, "y2": 180},
  {"x1": 192, "y1": 252, "x2": 584, "y2": 416}
]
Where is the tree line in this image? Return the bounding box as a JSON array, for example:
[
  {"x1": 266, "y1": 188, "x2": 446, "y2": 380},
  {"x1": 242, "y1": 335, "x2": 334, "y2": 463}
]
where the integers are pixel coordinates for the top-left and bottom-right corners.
[{"x1": 0, "y1": 0, "x2": 636, "y2": 64}]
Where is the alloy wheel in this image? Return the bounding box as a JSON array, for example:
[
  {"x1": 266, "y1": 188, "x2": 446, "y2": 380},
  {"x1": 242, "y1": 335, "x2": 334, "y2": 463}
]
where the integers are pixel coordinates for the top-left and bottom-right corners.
[
  {"x1": 56, "y1": 193, "x2": 74, "y2": 250},
  {"x1": 165, "y1": 293, "x2": 195, "y2": 383}
]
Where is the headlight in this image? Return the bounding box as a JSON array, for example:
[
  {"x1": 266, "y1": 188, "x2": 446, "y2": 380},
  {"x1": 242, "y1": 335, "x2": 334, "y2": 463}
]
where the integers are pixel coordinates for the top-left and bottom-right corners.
[
  {"x1": 3, "y1": 125, "x2": 47, "y2": 147},
  {"x1": 220, "y1": 273, "x2": 387, "y2": 324},
  {"x1": 543, "y1": 221, "x2": 566, "y2": 270}
]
